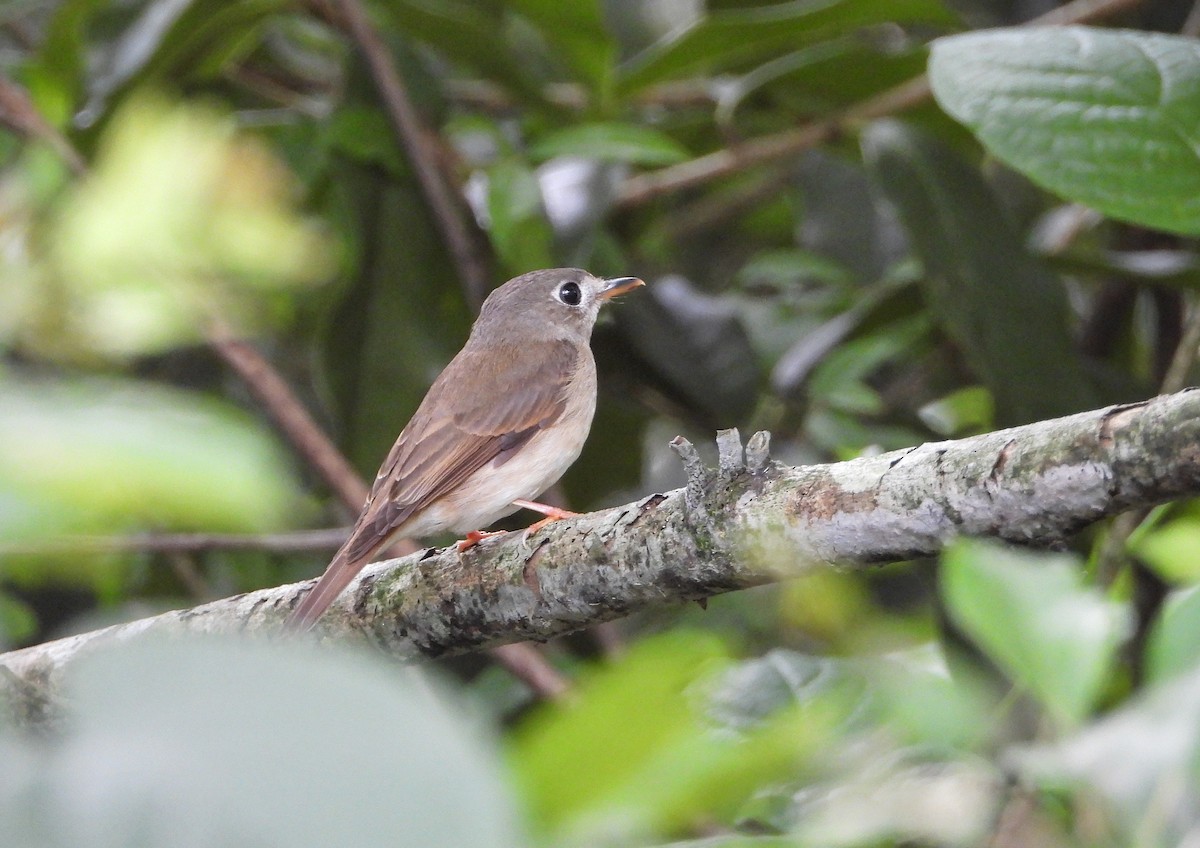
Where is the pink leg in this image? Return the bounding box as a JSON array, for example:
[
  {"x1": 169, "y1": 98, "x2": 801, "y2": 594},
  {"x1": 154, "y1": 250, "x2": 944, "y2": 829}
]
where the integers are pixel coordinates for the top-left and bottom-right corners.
[
  {"x1": 455, "y1": 529, "x2": 508, "y2": 552},
  {"x1": 512, "y1": 499, "x2": 581, "y2": 541}
]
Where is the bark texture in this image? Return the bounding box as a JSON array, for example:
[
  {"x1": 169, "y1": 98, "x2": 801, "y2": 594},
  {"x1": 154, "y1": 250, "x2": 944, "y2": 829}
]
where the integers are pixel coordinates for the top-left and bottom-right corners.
[{"x1": 4, "y1": 390, "x2": 1200, "y2": 717}]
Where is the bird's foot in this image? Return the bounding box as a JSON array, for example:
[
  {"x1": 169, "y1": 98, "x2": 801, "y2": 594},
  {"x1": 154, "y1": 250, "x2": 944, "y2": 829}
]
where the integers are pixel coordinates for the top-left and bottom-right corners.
[
  {"x1": 513, "y1": 499, "x2": 581, "y2": 543},
  {"x1": 455, "y1": 529, "x2": 508, "y2": 552}
]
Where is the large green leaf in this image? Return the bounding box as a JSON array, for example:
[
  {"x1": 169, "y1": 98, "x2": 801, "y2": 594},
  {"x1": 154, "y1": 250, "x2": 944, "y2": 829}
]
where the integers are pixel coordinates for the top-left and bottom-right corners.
[
  {"x1": 0, "y1": 637, "x2": 520, "y2": 848},
  {"x1": 510, "y1": 632, "x2": 833, "y2": 841},
  {"x1": 619, "y1": 0, "x2": 957, "y2": 92},
  {"x1": 0, "y1": 376, "x2": 302, "y2": 537},
  {"x1": 864, "y1": 120, "x2": 1097, "y2": 426},
  {"x1": 941, "y1": 541, "x2": 1126, "y2": 727},
  {"x1": 930, "y1": 27, "x2": 1200, "y2": 235}
]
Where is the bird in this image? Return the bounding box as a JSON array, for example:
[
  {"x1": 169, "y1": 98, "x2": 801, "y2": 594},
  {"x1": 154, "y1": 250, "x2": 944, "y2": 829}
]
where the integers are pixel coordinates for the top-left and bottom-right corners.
[{"x1": 287, "y1": 268, "x2": 644, "y2": 630}]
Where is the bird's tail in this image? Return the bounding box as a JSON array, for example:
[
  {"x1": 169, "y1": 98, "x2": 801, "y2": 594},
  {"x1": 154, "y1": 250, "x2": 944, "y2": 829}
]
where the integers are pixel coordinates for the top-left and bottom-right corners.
[{"x1": 286, "y1": 540, "x2": 382, "y2": 631}]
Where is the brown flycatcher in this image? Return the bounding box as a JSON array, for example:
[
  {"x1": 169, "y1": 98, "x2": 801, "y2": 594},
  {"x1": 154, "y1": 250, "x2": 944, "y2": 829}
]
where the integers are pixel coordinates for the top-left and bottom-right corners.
[{"x1": 288, "y1": 268, "x2": 643, "y2": 629}]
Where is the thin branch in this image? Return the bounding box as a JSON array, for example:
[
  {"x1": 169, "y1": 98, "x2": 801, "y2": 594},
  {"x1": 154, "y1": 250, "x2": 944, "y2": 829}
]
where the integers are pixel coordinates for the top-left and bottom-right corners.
[
  {"x1": 0, "y1": 74, "x2": 86, "y2": 176},
  {"x1": 5, "y1": 390, "x2": 1199, "y2": 710},
  {"x1": 616, "y1": 0, "x2": 1147, "y2": 208},
  {"x1": 0, "y1": 528, "x2": 351, "y2": 557},
  {"x1": 332, "y1": 0, "x2": 492, "y2": 310},
  {"x1": 207, "y1": 319, "x2": 370, "y2": 514}
]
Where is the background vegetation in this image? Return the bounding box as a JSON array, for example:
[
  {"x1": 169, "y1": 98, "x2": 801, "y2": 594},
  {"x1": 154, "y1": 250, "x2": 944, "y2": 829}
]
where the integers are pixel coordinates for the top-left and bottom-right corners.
[{"x1": 3, "y1": 0, "x2": 1200, "y2": 845}]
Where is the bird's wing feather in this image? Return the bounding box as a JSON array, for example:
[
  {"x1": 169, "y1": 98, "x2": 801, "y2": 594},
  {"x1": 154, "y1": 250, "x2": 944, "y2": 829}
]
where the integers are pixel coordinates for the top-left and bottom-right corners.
[
  {"x1": 288, "y1": 337, "x2": 579, "y2": 630},
  {"x1": 346, "y1": 336, "x2": 578, "y2": 560}
]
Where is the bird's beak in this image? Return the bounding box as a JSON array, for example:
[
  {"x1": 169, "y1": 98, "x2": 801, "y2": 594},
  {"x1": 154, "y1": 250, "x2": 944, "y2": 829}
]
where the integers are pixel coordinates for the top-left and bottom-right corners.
[{"x1": 598, "y1": 276, "x2": 645, "y2": 300}]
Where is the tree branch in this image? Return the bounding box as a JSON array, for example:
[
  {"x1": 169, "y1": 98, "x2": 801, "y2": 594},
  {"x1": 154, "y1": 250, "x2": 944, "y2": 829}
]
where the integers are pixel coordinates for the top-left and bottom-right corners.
[{"x1": 5, "y1": 390, "x2": 1200, "y2": 715}]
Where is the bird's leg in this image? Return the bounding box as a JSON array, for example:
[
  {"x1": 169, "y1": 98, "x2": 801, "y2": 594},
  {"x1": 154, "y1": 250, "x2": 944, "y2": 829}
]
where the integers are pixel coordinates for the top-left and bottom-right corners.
[
  {"x1": 513, "y1": 498, "x2": 581, "y2": 542},
  {"x1": 455, "y1": 529, "x2": 508, "y2": 552},
  {"x1": 456, "y1": 501, "x2": 581, "y2": 551}
]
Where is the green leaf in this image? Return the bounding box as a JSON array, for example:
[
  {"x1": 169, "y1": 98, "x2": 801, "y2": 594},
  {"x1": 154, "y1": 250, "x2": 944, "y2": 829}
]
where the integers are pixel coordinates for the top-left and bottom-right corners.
[
  {"x1": 941, "y1": 540, "x2": 1126, "y2": 727},
  {"x1": 530, "y1": 123, "x2": 689, "y2": 166},
  {"x1": 620, "y1": 0, "x2": 957, "y2": 92},
  {"x1": 864, "y1": 120, "x2": 1097, "y2": 426},
  {"x1": 918, "y1": 386, "x2": 995, "y2": 437},
  {"x1": 930, "y1": 27, "x2": 1200, "y2": 235},
  {"x1": 511, "y1": 632, "x2": 834, "y2": 841},
  {"x1": 1130, "y1": 518, "x2": 1200, "y2": 584},
  {"x1": 42, "y1": 95, "x2": 332, "y2": 361},
  {"x1": 511, "y1": 631, "x2": 733, "y2": 833},
  {"x1": 0, "y1": 376, "x2": 303, "y2": 537},
  {"x1": 1147, "y1": 586, "x2": 1200, "y2": 683},
  {"x1": 507, "y1": 0, "x2": 616, "y2": 90},
  {"x1": 0, "y1": 637, "x2": 520, "y2": 848},
  {"x1": 379, "y1": 1, "x2": 545, "y2": 103},
  {"x1": 486, "y1": 159, "x2": 555, "y2": 273}
]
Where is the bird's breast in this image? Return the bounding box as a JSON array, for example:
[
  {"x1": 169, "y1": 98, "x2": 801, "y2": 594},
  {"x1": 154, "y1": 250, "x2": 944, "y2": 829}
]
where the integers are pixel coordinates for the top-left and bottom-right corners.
[{"x1": 406, "y1": 358, "x2": 598, "y2": 536}]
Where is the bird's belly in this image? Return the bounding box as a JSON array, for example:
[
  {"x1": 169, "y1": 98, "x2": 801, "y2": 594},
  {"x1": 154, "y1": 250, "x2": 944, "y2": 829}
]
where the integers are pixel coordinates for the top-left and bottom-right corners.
[{"x1": 405, "y1": 398, "x2": 596, "y2": 537}]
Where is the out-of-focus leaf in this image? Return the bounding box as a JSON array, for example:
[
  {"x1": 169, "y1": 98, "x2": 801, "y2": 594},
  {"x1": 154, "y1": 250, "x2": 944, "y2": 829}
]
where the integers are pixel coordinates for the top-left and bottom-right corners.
[
  {"x1": 486, "y1": 158, "x2": 555, "y2": 274},
  {"x1": 652, "y1": 838, "x2": 800, "y2": 848},
  {"x1": 868, "y1": 645, "x2": 996, "y2": 751},
  {"x1": 0, "y1": 592, "x2": 37, "y2": 646},
  {"x1": 511, "y1": 631, "x2": 733, "y2": 833},
  {"x1": 930, "y1": 27, "x2": 1200, "y2": 235},
  {"x1": 918, "y1": 385, "x2": 994, "y2": 436},
  {"x1": 793, "y1": 757, "x2": 1000, "y2": 847},
  {"x1": 24, "y1": 0, "x2": 101, "y2": 126},
  {"x1": 1130, "y1": 519, "x2": 1200, "y2": 584},
  {"x1": 34, "y1": 95, "x2": 331, "y2": 361},
  {"x1": 617, "y1": 275, "x2": 760, "y2": 428},
  {"x1": 322, "y1": 106, "x2": 406, "y2": 175},
  {"x1": 1015, "y1": 660, "x2": 1200, "y2": 842},
  {"x1": 0, "y1": 376, "x2": 303, "y2": 539},
  {"x1": 941, "y1": 541, "x2": 1127, "y2": 727},
  {"x1": 75, "y1": 0, "x2": 287, "y2": 126},
  {"x1": 706, "y1": 651, "x2": 849, "y2": 731},
  {"x1": 530, "y1": 123, "x2": 689, "y2": 166},
  {"x1": 864, "y1": 120, "x2": 1096, "y2": 426},
  {"x1": 381, "y1": 1, "x2": 544, "y2": 102},
  {"x1": 1147, "y1": 586, "x2": 1200, "y2": 683},
  {"x1": 507, "y1": 0, "x2": 616, "y2": 90},
  {"x1": 0, "y1": 637, "x2": 520, "y2": 848},
  {"x1": 737, "y1": 249, "x2": 853, "y2": 289},
  {"x1": 619, "y1": 0, "x2": 957, "y2": 92},
  {"x1": 729, "y1": 42, "x2": 932, "y2": 118},
  {"x1": 797, "y1": 312, "x2": 929, "y2": 410},
  {"x1": 512, "y1": 633, "x2": 839, "y2": 842}
]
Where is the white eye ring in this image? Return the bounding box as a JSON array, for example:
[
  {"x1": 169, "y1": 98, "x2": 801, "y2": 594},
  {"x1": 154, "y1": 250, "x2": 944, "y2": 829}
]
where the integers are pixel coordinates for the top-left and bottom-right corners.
[{"x1": 557, "y1": 281, "x2": 583, "y2": 306}]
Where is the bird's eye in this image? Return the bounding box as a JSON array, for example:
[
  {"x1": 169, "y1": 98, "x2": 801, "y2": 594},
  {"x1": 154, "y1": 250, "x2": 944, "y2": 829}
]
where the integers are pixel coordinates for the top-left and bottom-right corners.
[{"x1": 557, "y1": 281, "x2": 582, "y2": 306}]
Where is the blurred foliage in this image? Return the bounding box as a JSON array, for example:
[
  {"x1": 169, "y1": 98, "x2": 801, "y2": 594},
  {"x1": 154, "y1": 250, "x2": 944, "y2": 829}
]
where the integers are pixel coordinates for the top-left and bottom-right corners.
[{"x1": 3, "y1": 0, "x2": 1200, "y2": 845}]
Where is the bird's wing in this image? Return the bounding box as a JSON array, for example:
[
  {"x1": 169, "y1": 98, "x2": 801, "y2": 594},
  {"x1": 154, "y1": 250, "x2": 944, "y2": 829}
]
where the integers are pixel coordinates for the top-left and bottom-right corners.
[
  {"x1": 350, "y1": 336, "x2": 579, "y2": 558},
  {"x1": 287, "y1": 338, "x2": 579, "y2": 629}
]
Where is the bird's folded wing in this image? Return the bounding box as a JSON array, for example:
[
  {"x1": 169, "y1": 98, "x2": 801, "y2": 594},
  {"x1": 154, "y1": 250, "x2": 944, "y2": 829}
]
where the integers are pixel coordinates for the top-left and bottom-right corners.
[{"x1": 343, "y1": 338, "x2": 579, "y2": 561}]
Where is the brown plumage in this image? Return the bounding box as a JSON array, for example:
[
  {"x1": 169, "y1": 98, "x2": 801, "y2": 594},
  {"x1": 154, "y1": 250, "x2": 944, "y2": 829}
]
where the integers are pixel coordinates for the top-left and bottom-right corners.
[{"x1": 288, "y1": 268, "x2": 642, "y2": 630}]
